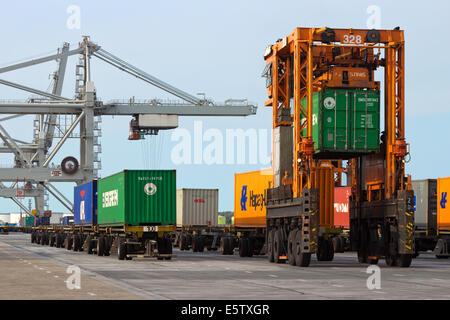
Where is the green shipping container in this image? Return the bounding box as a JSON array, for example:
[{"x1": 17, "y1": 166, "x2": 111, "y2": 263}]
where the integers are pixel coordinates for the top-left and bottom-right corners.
[
  {"x1": 97, "y1": 170, "x2": 176, "y2": 227},
  {"x1": 24, "y1": 216, "x2": 35, "y2": 227},
  {"x1": 301, "y1": 88, "x2": 380, "y2": 154}
]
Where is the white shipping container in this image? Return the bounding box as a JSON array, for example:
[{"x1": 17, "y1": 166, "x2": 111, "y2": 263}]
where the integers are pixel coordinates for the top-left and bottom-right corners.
[{"x1": 176, "y1": 189, "x2": 219, "y2": 227}]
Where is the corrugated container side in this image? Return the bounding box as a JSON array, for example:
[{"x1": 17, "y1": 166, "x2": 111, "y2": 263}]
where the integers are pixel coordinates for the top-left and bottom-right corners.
[
  {"x1": 302, "y1": 88, "x2": 380, "y2": 154},
  {"x1": 98, "y1": 170, "x2": 176, "y2": 227},
  {"x1": 176, "y1": 189, "x2": 219, "y2": 227},
  {"x1": 234, "y1": 169, "x2": 272, "y2": 228},
  {"x1": 334, "y1": 187, "x2": 351, "y2": 229},
  {"x1": 74, "y1": 181, "x2": 97, "y2": 225},
  {"x1": 412, "y1": 179, "x2": 438, "y2": 230},
  {"x1": 438, "y1": 177, "x2": 450, "y2": 231}
]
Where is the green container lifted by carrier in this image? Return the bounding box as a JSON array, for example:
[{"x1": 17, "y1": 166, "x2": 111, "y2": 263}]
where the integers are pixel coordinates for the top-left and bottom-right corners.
[
  {"x1": 97, "y1": 169, "x2": 176, "y2": 227},
  {"x1": 301, "y1": 88, "x2": 380, "y2": 157}
]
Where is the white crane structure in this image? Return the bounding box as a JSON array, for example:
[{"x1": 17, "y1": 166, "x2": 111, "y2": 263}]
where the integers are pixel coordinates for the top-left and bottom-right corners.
[{"x1": 0, "y1": 36, "x2": 256, "y2": 216}]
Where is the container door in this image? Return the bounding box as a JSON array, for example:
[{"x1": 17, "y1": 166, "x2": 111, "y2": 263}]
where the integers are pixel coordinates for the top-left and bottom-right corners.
[
  {"x1": 320, "y1": 90, "x2": 350, "y2": 152},
  {"x1": 352, "y1": 90, "x2": 380, "y2": 152}
]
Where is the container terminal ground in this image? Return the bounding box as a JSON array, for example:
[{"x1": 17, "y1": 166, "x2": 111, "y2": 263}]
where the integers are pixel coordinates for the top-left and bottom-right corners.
[{"x1": 1, "y1": 233, "x2": 450, "y2": 300}]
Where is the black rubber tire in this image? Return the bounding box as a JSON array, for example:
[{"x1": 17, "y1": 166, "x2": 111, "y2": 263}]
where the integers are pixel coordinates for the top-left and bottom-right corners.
[
  {"x1": 73, "y1": 235, "x2": 80, "y2": 252},
  {"x1": 273, "y1": 229, "x2": 284, "y2": 264},
  {"x1": 192, "y1": 236, "x2": 199, "y2": 252},
  {"x1": 227, "y1": 236, "x2": 234, "y2": 255},
  {"x1": 398, "y1": 254, "x2": 412, "y2": 267},
  {"x1": 239, "y1": 237, "x2": 249, "y2": 257},
  {"x1": 165, "y1": 236, "x2": 172, "y2": 255},
  {"x1": 118, "y1": 238, "x2": 127, "y2": 260},
  {"x1": 50, "y1": 233, "x2": 54, "y2": 247},
  {"x1": 338, "y1": 236, "x2": 345, "y2": 253},
  {"x1": 66, "y1": 235, "x2": 73, "y2": 250},
  {"x1": 358, "y1": 247, "x2": 368, "y2": 264},
  {"x1": 436, "y1": 255, "x2": 450, "y2": 259},
  {"x1": 326, "y1": 238, "x2": 334, "y2": 261},
  {"x1": 179, "y1": 235, "x2": 186, "y2": 251},
  {"x1": 247, "y1": 237, "x2": 254, "y2": 257},
  {"x1": 267, "y1": 229, "x2": 275, "y2": 263},
  {"x1": 294, "y1": 230, "x2": 311, "y2": 267},
  {"x1": 332, "y1": 237, "x2": 340, "y2": 253},
  {"x1": 220, "y1": 237, "x2": 226, "y2": 255},
  {"x1": 55, "y1": 234, "x2": 59, "y2": 248},
  {"x1": 61, "y1": 156, "x2": 79, "y2": 175},
  {"x1": 86, "y1": 236, "x2": 93, "y2": 254},
  {"x1": 198, "y1": 236, "x2": 205, "y2": 252},
  {"x1": 103, "y1": 237, "x2": 111, "y2": 256},
  {"x1": 287, "y1": 230, "x2": 296, "y2": 266},
  {"x1": 41, "y1": 233, "x2": 47, "y2": 246},
  {"x1": 385, "y1": 254, "x2": 398, "y2": 267},
  {"x1": 97, "y1": 236, "x2": 104, "y2": 256},
  {"x1": 317, "y1": 238, "x2": 328, "y2": 261}
]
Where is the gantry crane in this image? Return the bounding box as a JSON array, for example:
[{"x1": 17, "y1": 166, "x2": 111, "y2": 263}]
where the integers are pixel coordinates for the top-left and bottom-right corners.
[
  {"x1": 263, "y1": 27, "x2": 414, "y2": 267},
  {"x1": 0, "y1": 36, "x2": 256, "y2": 217}
]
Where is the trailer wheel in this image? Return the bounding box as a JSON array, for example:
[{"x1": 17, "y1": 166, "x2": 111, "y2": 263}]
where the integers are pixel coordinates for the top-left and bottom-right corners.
[
  {"x1": 97, "y1": 236, "x2": 104, "y2": 256},
  {"x1": 287, "y1": 231, "x2": 296, "y2": 266},
  {"x1": 385, "y1": 254, "x2": 398, "y2": 267},
  {"x1": 247, "y1": 237, "x2": 254, "y2": 257},
  {"x1": 49, "y1": 234, "x2": 55, "y2": 247},
  {"x1": 65, "y1": 235, "x2": 72, "y2": 250},
  {"x1": 267, "y1": 229, "x2": 275, "y2": 262},
  {"x1": 317, "y1": 238, "x2": 327, "y2": 261},
  {"x1": 294, "y1": 230, "x2": 311, "y2": 267},
  {"x1": 326, "y1": 239, "x2": 334, "y2": 261},
  {"x1": 55, "y1": 234, "x2": 60, "y2": 248},
  {"x1": 220, "y1": 237, "x2": 228, "y2": 255},
  {"x1": 338, "y1": 236, "x2": 345, "y2": 253},
  {"x1": 179, "y1": 235, "x2": 186, "y2": 251},
  {"x1": 40, "y1": 233, "x2": 46, "y2": 245},
  {"x1": 85, "y1": 236, "x2": 92, "y2": 254},
  {"x1": 226, "y1": 236, "x2": 234, "y2": 254},
  {"x1": 273, "y1": 229, "x2": 284, "y2": 264},
  {"x1": 198, "y1": 236, "x2": 205, "y2": 252},
  {"x1": 103, "y1": 237, "x2": 111, "y2": 256},
  {"x1": 239, "y1": 237, "x2": 249, "y2": 257},
  {"x1": 398, "y1": 254, "x2": 412, "y2": 267},
  {"x1": 118, "y1": 239, "x2": 127, "y2": 260},
  {"x1": 73, "y1": 235, "x2": 80, "y2": 252}
]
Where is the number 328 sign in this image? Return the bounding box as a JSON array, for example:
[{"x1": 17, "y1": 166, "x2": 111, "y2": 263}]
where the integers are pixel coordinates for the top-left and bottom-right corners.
[{"x1": 342, "y1": 34, "x2": 363, "y2": 44}]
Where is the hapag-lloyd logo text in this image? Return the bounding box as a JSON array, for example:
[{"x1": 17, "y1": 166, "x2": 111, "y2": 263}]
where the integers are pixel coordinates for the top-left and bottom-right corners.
[{"x1": 103, "y1": 189, "x2": 118, "y2": 208}]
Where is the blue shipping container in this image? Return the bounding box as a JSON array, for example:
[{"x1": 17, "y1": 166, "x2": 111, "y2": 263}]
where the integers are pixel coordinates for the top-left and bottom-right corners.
[
  {"x1": 36, "y1": 216, "x2": 50, "y2": 226},
  {"x1": 74, "y1": 181, "x2": 97, "y2": 225},
  {"x1": 60, "y1": 216, "x2": 74, "y2": 226}
]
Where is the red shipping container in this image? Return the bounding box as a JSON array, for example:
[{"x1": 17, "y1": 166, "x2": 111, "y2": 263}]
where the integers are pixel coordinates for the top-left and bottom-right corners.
[{"x1": 334, "y1": 187, "x2": 351, "y2": 229}]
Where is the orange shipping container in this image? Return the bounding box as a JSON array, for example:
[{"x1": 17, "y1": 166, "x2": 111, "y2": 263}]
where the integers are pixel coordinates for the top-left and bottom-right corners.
[
  {"x1": 234, "y1": 169, "x2": 273, "y2": 228},
  {"x1": 438, "y1": 177, "x2": 450, "y2": 231}
]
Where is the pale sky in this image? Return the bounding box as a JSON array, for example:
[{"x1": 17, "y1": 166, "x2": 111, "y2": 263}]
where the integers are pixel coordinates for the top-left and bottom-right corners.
[{"x1": 0, "y1": 0, "x2": 449, "y2": 214}]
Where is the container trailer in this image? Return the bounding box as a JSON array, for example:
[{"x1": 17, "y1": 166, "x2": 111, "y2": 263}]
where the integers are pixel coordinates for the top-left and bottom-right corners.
[
  {"x1": 413, "y1": 178, "x2": 450, "y2": 258},
  {"x1": 174, "y1": 188, "x2": 224, "y2": 252},
  {"x1": 31, "y1": 170, "x2": 176, "y2": 260}
]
